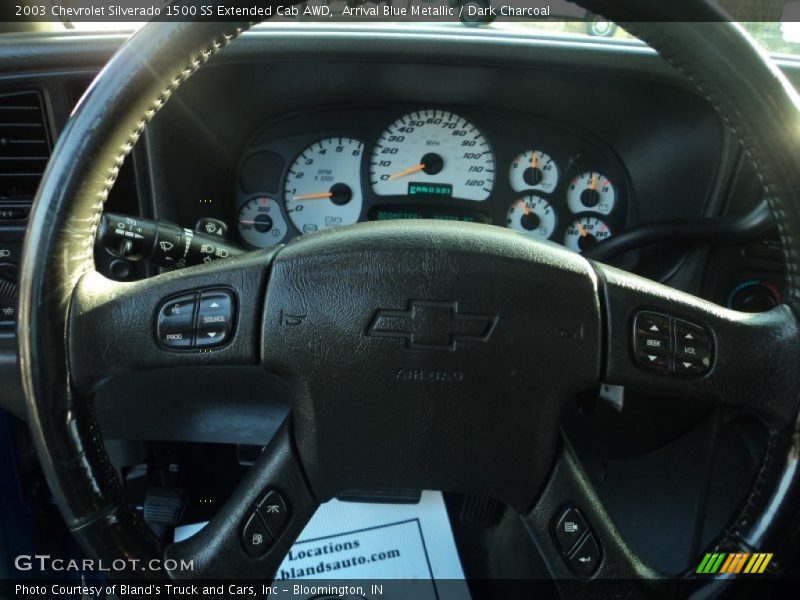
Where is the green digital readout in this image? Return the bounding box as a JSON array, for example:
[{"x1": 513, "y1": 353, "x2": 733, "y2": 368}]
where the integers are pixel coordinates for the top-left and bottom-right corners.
[
  {"x1": 408, "y1": 182, "x2": 453, "y2": 197},
  {"x1": 371, "y1": 206, "x2": 487, "y2": 224},
  {"x1": 376, "y1": 210, "x2": 423, "y2": 221}
]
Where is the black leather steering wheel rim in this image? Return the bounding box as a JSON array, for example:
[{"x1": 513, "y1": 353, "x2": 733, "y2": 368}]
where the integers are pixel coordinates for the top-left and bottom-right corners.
[{"x1": 16, "y1": 1, "x2": 800, "y2": 595}]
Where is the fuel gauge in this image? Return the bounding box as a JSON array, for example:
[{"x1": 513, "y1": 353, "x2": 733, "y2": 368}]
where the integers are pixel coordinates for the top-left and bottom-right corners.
[
  {"x1": 564, "y1": 217, "x2": 612, "y2": 253},
  {"x1": 238, "y1": 196, "x2": 288, "y2": 248},
  {"x1": 506, "y1": 195, "x2": 556, "y2": 240}
]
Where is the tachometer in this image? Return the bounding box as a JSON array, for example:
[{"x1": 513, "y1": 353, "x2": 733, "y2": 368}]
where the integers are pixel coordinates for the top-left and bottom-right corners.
[
  {"x1": 505, "y1": 196, "x2": 556, "y2": 240},
  {"x1": 370, "y1": 109, "x2": 495, "y2": 201},
  {"x1": 564, "y1": 217, "x2": 612, "y2": 253},
  {"x1": 283, "y1": 137, "x2": 364, "y2": 234}
]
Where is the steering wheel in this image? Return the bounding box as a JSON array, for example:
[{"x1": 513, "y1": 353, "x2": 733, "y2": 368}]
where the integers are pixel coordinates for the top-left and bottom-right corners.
[{"x1": 17, "y1": 1, "x2": 800, "y2": 596}]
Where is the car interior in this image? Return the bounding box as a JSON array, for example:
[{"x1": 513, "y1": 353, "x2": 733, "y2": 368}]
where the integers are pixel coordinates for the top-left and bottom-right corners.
[{"x1": 1, "y1": 1, "x2": 800, "y2": 598}]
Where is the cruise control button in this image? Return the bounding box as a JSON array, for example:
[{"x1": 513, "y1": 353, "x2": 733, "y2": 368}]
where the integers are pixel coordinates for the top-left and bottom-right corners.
[
  {"x1": 257, "y1": 490, "x2": 290, "y2": 538},
  {"x1": 569, "y1": 533, "x2": 601, "y2": 577},
  {"x1": 242, "y1": 511, "x2": 273, "y2": 558},
  {"x1": 196, "y1": 290, "x2": 234, "y2": 348},
  {"x1": 553, "y1": 507, "x2": 588, "y2": 554},
  {"x1": 157, "y1": 294, "x2": 197, "y2": 349}
]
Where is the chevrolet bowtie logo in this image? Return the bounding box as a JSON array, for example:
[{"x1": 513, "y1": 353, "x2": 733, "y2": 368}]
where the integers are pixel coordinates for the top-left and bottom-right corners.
[{"x1": 366, "y1": 300, "x2": 498, "y2": 351}]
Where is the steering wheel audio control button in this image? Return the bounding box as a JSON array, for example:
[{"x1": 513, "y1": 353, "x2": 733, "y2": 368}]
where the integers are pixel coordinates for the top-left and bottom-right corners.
[
  {"x1": 242, "y1": 511, "x2": 273, "y2": 558},
  {"x1": 568, "y1": 532, "x2": 601, "y2": 577},
  {"x1": 553, "y1": 507, "x2": 589, "y2": 554},
  {"x1": 156, "y1": 293, "x2": 198, "y2": 349},
  {"x1": 632, "y1": 311, "x2": 713, "y2": 376},
  {"x1": 195, "y1": 289, "x2": 235, "y2": 348},
  {"x1": 256, "y1": 490, "x2": 290, "y2": 538},
  {"x1": 635, "y1": 312, "x2": 669, "y2": 338},
  {"x1": 632, "y1": 311, "x2": 671, "y2": 373},
  {"x1": 674, "y1": 319, "x2": 712, "y2": 372}
]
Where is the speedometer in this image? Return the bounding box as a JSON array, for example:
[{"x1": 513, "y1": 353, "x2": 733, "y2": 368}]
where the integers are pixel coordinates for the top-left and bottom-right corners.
[{"x1": 370, "y1": 109, "x2": 495, "y2": 201}]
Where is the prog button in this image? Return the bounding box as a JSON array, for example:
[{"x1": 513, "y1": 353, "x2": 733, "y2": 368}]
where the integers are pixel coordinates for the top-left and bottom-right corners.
[{"x1": 156, "y1": 294, "x2": 197, "y2": 349}]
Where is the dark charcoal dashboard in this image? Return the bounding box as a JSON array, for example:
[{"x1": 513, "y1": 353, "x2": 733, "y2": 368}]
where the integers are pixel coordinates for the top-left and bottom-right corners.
[
  {"x1": 0, "y1": 25, "x2": 796, "y2": 579},
  {"x1": 0, "y1": 26, "x2": 790, "y2": 437}
]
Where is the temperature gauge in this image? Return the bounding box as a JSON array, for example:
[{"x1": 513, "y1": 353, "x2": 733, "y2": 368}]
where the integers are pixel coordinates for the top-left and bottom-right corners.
[
  {"x1": 506, "y1": 196, "x2": 556, "y2": 240},
  {"x1": 238, "y1": 196, "x2": 288, "y2": 248},
  {"x1": 509, "y1": 150, "x2": 559, "y2": 194},
  {"x1": 564, "y1": 217, "x2": 612, "y2": 253},
  {"x1": 567, "y1": 171, "x2": 616, "y2": 215}
]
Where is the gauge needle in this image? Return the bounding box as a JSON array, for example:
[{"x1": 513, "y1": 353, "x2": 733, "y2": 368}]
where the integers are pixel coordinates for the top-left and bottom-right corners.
[
  {"x1": 293, "y1": 191, "x2": 333, "y2": 201},
  {"x1": 590, "y1": 174, "x2": 598, "y2": 190},
  {"x1": 516, "y1": 199, "x2": 531, "y2": 216},
  {"x1": 530, "y1": 153, "x2": 538, "y2": 169},
  {"x1": 577, "y1": 223, "x2": 590, "y2": 237},
  {"x1": 388, "y1": 163, "x2": 426, "y2": 180}
]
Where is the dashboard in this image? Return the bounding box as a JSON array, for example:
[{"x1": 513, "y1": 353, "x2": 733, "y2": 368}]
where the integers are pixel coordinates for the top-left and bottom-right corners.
[
  {"x1": 234, "y1": 105, "x2": 629, "y2": 253},
  {"x1": 0, "y1": 24, "x2": 792, "y2": 428}
]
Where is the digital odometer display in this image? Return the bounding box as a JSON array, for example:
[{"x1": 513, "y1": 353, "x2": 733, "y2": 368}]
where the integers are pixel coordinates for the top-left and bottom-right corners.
[
  {"x1": 369, "y1": 205, "x2": 489, "y2": 224},
  {"x1": 408, "y1": 182, "x2": 453, "y2": 197}
]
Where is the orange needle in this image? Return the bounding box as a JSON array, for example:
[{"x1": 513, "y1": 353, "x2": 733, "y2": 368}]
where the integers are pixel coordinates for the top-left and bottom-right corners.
[
  {"x1": 578, "y1": 223, "x2": 590, "y2": 237},
  {"x1": 293, "y1": 191, "x2": 333, "y2": 201},
  {"x1": 388, "y1": 163, "x2": 425, "y2": 180},
  {"x1": 590, "y1": 173, "x2": 598, "y2": 191},
  {"x1": 516, "y1": 199, "x2": 531, "y2": 216},
  {"x1": 530, "y1": 153, "x2": 538, "y2": 169}
]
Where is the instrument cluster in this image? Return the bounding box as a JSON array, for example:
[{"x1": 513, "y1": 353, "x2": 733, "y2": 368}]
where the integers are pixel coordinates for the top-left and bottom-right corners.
[{"x1": 235, "y1": 106, "x2": 630, "y2": 254}]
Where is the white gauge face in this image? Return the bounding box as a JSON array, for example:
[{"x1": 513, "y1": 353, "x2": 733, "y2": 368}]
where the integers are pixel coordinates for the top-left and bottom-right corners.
[
  {"x1": 370, "y1": 109, "x2": 495, "y2": 202},
  {"x1": 509, "y1": 150, "x2": 559, "y2": 194},
  {"x1": 238, "y1": 196, "x2": 288, "y2": 248},
  {"x1": 567, "y1": 171, "x2": 617, "y2": 215},
  {"x1": 283, "y1": 137, "x2": 364, "y2": 234},
  {"x1": 564, "y1": 217, "x2": 613, "y2": 253},
  {"x1": 505, "y1": 195, "x2": 557, "y2": 240}
]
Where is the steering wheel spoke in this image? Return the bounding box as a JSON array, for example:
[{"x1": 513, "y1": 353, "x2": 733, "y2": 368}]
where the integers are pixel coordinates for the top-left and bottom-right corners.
[
  {"x1": 68, "y1": 250, "x2": 275, "y2": 393},
  {"x1": 596, "y1": 263, "x2": 800, "y2": 426},
  {"x1": 522, "y1": 436, "x2": 669, "y2": 594},
  {"x1": 164, "y1": 419, "x2": 318, "y2": 580}
]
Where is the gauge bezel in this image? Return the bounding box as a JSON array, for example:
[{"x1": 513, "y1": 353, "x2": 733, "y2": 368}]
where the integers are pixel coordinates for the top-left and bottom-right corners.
[
  {"x1": 282, "y1": 136, "x2": 366, "y2": 235},
  {"x1": 505, "y1": 194, "x2": 558, "y2": 241},
  {"x1": 566, "y1": 170, "x2": 618, "y2": 216},
  {"x1": 508, "y1": 149, "x2": 560, "y2": 195},
  {"x1": 563, "y1": 216, "x2": 614, "y2": 254},
  {"x1": 368, "y1": 108, "x2": 497, "y2": 203},
  {"x1": 233, "y1": 104, "x2": 633, "y2": 254},
  {"x1": 237, "y1": 194, "x2": 289, "y2": 249}
]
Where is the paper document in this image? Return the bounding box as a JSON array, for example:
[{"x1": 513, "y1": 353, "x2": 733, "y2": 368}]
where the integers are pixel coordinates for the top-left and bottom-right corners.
[{"x1": 175, "y1": 491, "x2": 471, "y2": 599}]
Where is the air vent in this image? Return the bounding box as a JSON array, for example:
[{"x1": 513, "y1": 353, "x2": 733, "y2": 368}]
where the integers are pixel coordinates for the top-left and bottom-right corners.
[{"x1": 0, "y1": 90, "x2": 50, "y2": 210}]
